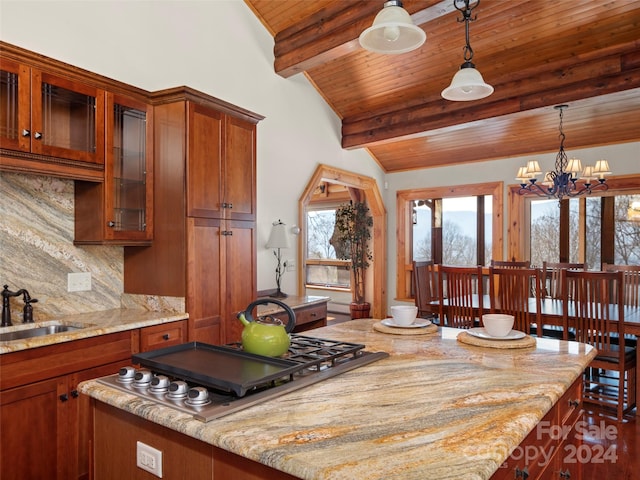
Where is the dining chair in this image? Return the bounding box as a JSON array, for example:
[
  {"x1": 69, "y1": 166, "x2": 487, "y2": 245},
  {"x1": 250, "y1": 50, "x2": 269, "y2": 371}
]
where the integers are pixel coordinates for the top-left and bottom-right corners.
[
  {"x1": 490, "y1": 260, "x2": 531, "y2": 269},
  {"x1": 438, "y1": 265, "x2": 483, "y2": 329},
  {"x1": 562, "y1": 269, "x2": 637, "y2": 420},
  {"x1": 602, "y1": 263, "x2": 640, "y2": 307},
  {"x1": 488, "y1": 267, "x2": 541, "y2": 335},
  {"x1": 412, "y1": 261, "x2": 439, "y2": 321},
  {"x1": 542, "y1": 261, "x2": 585, "y2": 299}
]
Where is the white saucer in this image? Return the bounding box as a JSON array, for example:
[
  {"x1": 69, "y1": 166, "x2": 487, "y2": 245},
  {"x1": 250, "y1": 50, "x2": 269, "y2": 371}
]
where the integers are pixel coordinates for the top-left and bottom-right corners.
[
  {"x1": 467, "y1": 327, "x2": 526, "y2": 340},
  {"x1": 381, "y1": 318, "x2": 432, "y2": 329}
]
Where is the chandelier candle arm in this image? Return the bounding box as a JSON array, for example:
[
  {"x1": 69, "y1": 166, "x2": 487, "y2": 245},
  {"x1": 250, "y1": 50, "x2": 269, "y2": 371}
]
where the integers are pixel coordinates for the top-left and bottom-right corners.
[{"x1": 517, "y1": 105, "x2": 611, "y2": 203}]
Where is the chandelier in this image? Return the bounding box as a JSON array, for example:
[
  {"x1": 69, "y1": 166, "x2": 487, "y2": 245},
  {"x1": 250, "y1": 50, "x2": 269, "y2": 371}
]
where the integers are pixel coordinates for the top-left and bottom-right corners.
[{"x1": 517, "y1": 105, "x2": 611, "y2": 202}]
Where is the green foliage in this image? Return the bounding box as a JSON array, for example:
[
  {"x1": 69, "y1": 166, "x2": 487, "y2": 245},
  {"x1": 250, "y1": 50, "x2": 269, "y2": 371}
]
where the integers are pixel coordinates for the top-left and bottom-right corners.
[{"x1": 334, "y1": 201, "x2": 373, "y2": 304}]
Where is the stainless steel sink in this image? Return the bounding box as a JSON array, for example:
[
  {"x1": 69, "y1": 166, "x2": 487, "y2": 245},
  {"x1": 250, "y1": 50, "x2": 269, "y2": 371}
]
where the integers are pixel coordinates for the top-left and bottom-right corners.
[{"x1": 0, "y1": 324, "x2": 84, "y2": 342}]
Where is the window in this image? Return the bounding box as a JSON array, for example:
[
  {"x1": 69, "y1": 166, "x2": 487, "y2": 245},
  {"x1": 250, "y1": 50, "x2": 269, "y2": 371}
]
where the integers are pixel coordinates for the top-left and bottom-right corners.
[
  {"x1": 509, "y1": 175, "x2": 640, "y2": 268},
  {"x1": 529, "y1": 194, "x2": 640, "y2": 269},
  {"x1": 397, "y1": 182, "x2": 503, "y2": 301},
  {"x1": 305, "y1": 206, "x2": 351, "y2": 289}
]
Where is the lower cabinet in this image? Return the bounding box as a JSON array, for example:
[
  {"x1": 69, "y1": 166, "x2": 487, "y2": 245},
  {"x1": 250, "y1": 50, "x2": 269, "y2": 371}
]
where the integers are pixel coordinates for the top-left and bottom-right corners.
[
  {"x1": 0, "y1": 320, "x2": 187, "y2": 480},
  {"x1": 491, "y1": 377, "x2": 582, "y2": 480},
  {"x1": 92, "y1": 401, "x2": 299, "y2": 480}
]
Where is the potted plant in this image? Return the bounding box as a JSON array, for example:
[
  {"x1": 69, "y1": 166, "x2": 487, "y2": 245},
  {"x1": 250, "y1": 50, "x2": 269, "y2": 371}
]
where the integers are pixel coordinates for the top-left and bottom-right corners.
[{"x1": 333, "y1": 201, "x2": 373, "y2": 318}]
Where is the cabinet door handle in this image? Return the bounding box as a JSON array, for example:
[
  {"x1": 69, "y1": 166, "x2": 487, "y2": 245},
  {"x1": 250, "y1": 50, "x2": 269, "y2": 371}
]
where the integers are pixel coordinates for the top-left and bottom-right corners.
[
  {"x1": 34, "y1": 131, "x2": 43, "y2": 140},
  {"x1": 568, "y1": 399, "x2": 579, "y2": 408},
  {"x1": 107, "y1": 221, "x2": 116, "y2": 228},
  {"x1": 559, "y1": 469, "x2": 571, "y2": 478},
  {"x1": 59, "y1": 393, "x2": 69, "y2": 402},
  {"x1": 222, "y1": 231, "x2": 233, "y2": 236},
  {"x1": 71, "y1": 390, "x2": 79, "y2": 398},
  {"x1": 162, "y1": 334, "x2": 170, "y2": 341},
  {"x1": 227, "y1": 203, "x2": 233, "y2": 209},
  {"x1": 515, "y1": 467, "x2": 529, "y2": 479},
  {"x1": 21, "y1": 129, "x2": 30, "y2": 137}
]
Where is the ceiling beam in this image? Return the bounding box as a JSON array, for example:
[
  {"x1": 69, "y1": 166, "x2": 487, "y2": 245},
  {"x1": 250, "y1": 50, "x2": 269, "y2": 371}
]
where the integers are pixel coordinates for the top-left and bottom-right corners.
[
  {"x1": 274, "y1": 0, "x2": 454, "y2": 78},
  {"x1": 341, "y1": 46, "x2": 640, "y2": 148}
]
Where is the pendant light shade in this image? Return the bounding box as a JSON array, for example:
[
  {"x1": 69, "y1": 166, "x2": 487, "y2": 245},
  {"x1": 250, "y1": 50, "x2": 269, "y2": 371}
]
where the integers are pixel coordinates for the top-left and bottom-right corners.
[
  {"x1": 441, "y1": 0, "x2": 493, "y2": 102},
  {"x1": 441, "y1": 61, "x2": 494, "y2": 101},
  {"x1": 359, "y1": 0, "x2": 426, "y2": 54}
]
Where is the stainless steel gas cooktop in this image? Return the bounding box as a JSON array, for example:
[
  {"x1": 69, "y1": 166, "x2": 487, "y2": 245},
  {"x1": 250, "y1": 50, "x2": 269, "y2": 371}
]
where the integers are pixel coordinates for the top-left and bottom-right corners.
[{"x1": 97, "y1": 334, "x2": 388, "y2": 422}]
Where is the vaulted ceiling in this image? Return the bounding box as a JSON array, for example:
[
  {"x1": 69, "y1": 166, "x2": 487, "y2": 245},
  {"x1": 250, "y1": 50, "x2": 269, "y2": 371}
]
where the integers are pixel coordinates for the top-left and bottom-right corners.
[{"x1": 245, "y1": 0, "x2": 640, "y2": 173}]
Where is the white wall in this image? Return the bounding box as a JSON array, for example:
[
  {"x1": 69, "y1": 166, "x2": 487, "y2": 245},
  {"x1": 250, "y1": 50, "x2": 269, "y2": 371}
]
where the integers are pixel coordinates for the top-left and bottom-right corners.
[{"x1": 0, "y1": 0, "x2": 385, "y2": 296}]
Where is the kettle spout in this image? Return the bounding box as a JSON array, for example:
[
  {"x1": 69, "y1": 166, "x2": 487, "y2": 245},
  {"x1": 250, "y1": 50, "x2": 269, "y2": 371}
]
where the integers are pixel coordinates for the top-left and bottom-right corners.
[{"x1": 237, "y1": 312, "x2": 250, "y2": 326}]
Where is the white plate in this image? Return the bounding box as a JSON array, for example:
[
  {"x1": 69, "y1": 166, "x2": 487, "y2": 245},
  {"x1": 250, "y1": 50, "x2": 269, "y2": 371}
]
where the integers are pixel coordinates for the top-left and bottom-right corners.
[
  {"x1": 467, "y1": 327, "x2": 526, "y2": 340},
  {"x1": 381, "y1": 318, "x2": 432, "y2": 329}
]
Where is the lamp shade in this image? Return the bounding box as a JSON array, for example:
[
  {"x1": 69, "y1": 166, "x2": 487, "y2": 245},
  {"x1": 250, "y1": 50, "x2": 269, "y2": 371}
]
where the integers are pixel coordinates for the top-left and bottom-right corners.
[
  {"x1": 359, "y1": 0, "x2": 426, "y2": 54},
  {"x1": 441, "y1": 62, "x2": 494, "y2": 101},
  {"x1": 266, "y1": 220, "x2": 290, "y2": 249}
]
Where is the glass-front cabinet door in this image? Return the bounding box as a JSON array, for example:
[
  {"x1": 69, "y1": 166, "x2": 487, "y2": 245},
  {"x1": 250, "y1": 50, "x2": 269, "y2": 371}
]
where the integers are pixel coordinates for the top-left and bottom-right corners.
[
  {"x1": 104, "y1": 93, "x2": 153, "y2": 242},
  {"x1": 0, "y1": 59, "x2": 105, "y2": 164},
  {"x1": 0, "y1": 58, "x2": 29, "y2": 151}
]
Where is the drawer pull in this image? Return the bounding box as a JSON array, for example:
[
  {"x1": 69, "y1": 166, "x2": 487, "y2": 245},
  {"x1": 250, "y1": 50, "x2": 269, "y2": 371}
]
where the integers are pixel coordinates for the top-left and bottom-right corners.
[
  {"x1": 163, "y1": 334, "x2": 170, "y2": 341},
  {"x1": 34, "y1": 131, "x2": 43, "y2": 140},
  {"x1": 559, "y1": 469, "x2": 571, "y2": 478},
  {"x1": 515, "y1": 467, "x2": 529, "y2": 479},
  {"x1": 568, "y1": 399, "x2": 579, "y2": 408},
  {"x1": 71, "y1": 390, "x2": 79, "y2": 398},
  {"x1": 310, "y1": 312, "x2": 317, "y2": 317},
  {"x1": 22, "y1": 129, "x2": 30, "y2": 137},
  {"x1": 59, "y1": 393, "x2": 69, "y2": 402}
]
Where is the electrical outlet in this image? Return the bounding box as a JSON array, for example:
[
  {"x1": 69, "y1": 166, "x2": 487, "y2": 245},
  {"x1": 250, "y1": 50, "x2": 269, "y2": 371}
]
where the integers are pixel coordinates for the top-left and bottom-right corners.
[
  {"x1": 67, "y1": 272, "x2": 91, "y2": 292},
  {"x1": 136, "y1": 441, "x2": 163, "y2": 478}
]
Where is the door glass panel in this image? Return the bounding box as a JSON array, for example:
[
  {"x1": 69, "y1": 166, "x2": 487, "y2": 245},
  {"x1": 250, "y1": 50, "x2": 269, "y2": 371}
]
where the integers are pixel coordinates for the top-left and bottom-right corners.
[
  {"x1": 0, "y1": 70, "x2": 18, "y2": 140},
  {"x1": 41, "y1": 82, "x2": 96, "y2": 152},
  {"x1": 442, "y1": 196, "x2": 477, "y2": 265},
  {"x1": 112, "y1": 104, "x2": 146, "y2": 232}
]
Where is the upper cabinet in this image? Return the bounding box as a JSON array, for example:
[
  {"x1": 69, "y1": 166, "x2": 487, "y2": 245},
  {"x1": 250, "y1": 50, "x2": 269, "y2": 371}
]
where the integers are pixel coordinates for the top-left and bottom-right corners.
[
  {"x1": 75, "y1": 93, "x2": 154, "y2": 245},
  {"x1": 186, "y1": 103, "x2": 257, "y2": 221},
  {"x1": 0, "y1": 51, "x2": 105, "y2": 180}
]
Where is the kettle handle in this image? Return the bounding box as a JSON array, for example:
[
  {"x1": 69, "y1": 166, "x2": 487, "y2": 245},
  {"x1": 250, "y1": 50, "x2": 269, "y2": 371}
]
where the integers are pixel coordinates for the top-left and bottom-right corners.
[{"x1": 242, "y1": 299, "x2": 296, "y2": 333}]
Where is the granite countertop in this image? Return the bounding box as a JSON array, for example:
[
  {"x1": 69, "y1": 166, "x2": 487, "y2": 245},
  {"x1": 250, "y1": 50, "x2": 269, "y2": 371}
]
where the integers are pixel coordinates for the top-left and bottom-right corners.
[
  {"x1": 79, "y1": 319, "x2": 596, "y2": 480},
  {"x1": 256, "y1": 295, "x2": 330, "y2": 314},
  {"x1": 0, "y1": 309, "x2": 188, "y2": 354}
]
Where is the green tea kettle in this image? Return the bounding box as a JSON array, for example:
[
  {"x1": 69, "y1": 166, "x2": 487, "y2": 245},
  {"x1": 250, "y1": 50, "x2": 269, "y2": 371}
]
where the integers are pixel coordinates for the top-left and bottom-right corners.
[{"x1": 237, "y1": 299, "x2": 296, "y2": 357}]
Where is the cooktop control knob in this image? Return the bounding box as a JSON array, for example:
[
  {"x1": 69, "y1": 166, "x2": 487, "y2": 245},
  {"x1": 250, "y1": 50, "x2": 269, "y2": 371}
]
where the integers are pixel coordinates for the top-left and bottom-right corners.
[
  {"x1": 186, "y1": 386, "x2": 210, "y2": 406},
  {"x1": 149, "y1": 375, "x2": 170, "y2": 393},
  {"x1": 133, "y1": 369, "x2": 153, "y2": 388},
  {"x1": 167, "y1": 380, "x2": 189, "y2": 399},
  {"x1": 117, "y1": 366, "x2": 136, "y2": 383}
]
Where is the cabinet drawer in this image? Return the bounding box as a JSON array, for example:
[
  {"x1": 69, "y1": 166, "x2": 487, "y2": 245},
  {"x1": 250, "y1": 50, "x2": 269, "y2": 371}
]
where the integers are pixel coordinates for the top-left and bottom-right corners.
[
  {"x1": 139, "y1": 321, "x2": 187, "y2": 352},
  {"x1": 294, "y1": 304, "x2": 326, "y2": 326}
]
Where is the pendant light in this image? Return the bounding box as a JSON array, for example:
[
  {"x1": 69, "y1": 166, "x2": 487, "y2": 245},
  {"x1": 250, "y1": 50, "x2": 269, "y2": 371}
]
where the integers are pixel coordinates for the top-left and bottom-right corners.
[
  {"x1": 359, "y1": 0, "x2": 426, "y2": 54},
  {"x1": 441, "y1": 0, "x2": 493, "y2": 101}
]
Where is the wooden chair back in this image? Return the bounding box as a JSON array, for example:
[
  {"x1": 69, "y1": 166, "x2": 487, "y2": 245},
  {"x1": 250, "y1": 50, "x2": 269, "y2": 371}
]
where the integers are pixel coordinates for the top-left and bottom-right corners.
[
  {"x1": 488, "y1": 267, "x2": 541, "y2": 335},
  {"x1": 490, "y1": 260, "x2": 531, "y2": 269},
  {"x1": 412, "y1": 261, "x2": 439, "y2": 319},
  {"x1": 542, "y1": 261, "x2": 585, "y2": 298},
  {"x1": 438, "y1": 265, "x2": 483, "y2": 329},
  {"x1": 562, "y1": 269, "x2": 635, "y2": 419},
  {"x1": 602, "y1": 263, "x2": 640, "y2": 307}
]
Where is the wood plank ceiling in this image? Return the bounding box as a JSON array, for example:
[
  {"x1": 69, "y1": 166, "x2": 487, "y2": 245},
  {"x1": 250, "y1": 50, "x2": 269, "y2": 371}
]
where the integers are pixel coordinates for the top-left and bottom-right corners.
[{"x1": 244, "y1": 0, "x2": 640, "y2": 173}]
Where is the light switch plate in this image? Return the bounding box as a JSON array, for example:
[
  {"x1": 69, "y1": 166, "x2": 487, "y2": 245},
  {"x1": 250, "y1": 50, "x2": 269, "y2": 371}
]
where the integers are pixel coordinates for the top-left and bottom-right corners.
[
  {"x1": 67, "y1": 272, "x2": 91, "y2": 292},
  {"x1": 136, "y1": 441, "x2": 163, "y2": 478}
]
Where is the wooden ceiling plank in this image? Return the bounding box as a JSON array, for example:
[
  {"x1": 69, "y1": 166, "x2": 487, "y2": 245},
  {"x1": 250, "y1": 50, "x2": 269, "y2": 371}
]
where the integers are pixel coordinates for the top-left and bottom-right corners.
[{"x1": 273, "y1": 0, "x2": 451, "y2": 78}]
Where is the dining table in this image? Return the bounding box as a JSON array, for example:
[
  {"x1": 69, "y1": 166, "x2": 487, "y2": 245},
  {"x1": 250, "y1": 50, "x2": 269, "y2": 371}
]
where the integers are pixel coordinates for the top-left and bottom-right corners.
[{"x1": 431, "y1": 295, "x2": 640, "y2": 416}]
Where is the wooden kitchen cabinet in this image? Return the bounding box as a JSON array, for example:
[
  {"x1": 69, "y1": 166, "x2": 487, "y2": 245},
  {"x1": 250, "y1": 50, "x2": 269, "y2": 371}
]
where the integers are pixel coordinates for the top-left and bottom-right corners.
[
  {"x1": 125, "y1": 89, "x2": 263, "y2": 344},
  {"x1": 75, "y1": 92, "x2": 154, "y2": 245},
  {"x1": 0, "y1": 44, "x2": 105, "y2": 180},
  {"x1": 0, "y1": 331, "x2": 134, "y2": 480}
]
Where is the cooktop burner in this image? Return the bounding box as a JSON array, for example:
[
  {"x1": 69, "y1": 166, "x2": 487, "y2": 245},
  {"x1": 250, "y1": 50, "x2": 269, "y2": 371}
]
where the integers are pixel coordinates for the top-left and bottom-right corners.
[{"x1": 96, "y1": 334, "x2": 388, "y2": 422}]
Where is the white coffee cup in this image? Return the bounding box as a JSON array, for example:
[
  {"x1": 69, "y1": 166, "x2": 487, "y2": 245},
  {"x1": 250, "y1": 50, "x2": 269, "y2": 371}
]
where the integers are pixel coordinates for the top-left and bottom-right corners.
[
  {"x1": 482, "y1": 314, "x2": 515, "y2": 337},
  {"x1": 390, "y1": 305, "x2": 418, "y2": 326}
]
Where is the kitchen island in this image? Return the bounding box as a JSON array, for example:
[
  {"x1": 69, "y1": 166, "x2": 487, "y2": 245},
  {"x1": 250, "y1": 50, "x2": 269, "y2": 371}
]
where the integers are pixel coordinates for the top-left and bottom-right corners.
[{"x1": 80, "y1": 319, "x2": 596, "y2": 480}]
